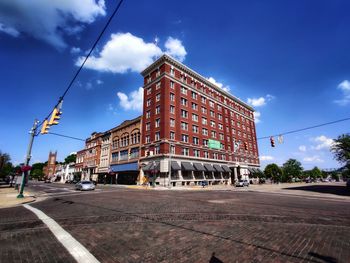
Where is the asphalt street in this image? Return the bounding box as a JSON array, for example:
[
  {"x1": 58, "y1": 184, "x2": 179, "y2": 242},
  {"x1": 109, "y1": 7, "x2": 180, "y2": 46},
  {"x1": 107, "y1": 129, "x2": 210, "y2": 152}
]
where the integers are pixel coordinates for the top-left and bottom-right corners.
[{"x1": 1, "y1": 183, "x2": 349, "y2": 263}]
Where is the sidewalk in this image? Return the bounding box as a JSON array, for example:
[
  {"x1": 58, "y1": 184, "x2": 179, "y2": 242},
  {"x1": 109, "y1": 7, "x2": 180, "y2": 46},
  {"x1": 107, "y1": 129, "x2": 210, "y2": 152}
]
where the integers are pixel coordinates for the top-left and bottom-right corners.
[{"x1": 0, "y1": 186, "x2": 36, "y2": 209}]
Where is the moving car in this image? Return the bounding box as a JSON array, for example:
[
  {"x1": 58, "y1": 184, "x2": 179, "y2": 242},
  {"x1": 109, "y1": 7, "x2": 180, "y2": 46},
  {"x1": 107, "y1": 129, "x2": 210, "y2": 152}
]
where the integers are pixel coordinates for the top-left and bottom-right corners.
[
  {"x1": 235, "y1": 180, "x2": 249, "y2": 187},
  {"x1": 75, "y1": 180, "x2": 95, "y2": 191}
]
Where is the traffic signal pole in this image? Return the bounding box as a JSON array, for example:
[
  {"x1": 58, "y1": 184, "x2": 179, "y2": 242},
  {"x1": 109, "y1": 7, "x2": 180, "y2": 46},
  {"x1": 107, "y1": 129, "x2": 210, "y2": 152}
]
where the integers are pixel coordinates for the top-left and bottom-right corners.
[{"x1": 17, "y1": 119, "x2": 39, "y2": 198}]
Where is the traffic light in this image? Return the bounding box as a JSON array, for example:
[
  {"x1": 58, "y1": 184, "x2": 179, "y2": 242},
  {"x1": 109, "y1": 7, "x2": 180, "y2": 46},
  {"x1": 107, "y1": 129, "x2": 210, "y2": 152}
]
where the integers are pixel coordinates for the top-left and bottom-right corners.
[
  {"x1": 270, "y1": 136, "x2": 275, "y2": 147},
  {"x1": 49, "y1": 107, "x2": 62, "y2": 125},
  {"x1": 40, "y1": 120, "x2": 50, "y2": 134},
  {"x1": 244, "y1": 142, "x2": 248, "y2": 150}
]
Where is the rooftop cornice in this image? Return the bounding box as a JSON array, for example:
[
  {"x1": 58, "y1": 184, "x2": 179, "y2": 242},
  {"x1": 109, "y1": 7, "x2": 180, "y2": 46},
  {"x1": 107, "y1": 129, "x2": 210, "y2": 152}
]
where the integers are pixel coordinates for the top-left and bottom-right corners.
[{"x1": 141, "y1": 54, "x2": 254, "y2": 111}]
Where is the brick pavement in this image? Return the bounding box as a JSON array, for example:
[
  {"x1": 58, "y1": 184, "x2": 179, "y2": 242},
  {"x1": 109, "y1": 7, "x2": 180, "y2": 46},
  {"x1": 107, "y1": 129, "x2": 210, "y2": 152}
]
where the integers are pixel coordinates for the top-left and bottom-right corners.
[{"x1": 1, "y1": 189, "x2": 350, "y2": 262}]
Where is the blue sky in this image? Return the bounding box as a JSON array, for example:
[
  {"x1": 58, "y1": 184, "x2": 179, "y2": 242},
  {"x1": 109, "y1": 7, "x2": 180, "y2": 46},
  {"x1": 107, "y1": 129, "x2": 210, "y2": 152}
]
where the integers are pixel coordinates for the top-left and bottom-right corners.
[{"x1": 0, "y1": 0, "x2": 349, "y2": 169}]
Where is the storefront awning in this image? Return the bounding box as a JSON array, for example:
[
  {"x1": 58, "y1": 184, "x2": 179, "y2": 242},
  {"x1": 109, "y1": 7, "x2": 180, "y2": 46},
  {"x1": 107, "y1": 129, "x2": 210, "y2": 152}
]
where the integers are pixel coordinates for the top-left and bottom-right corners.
[
  {"x1": 193, "y1": 163, "x2": 206, "y2": 171},
  {"x1": 142, "y1": 162, "x2": 160, "y2": 172},
  {"x1": 110, "y1": 162, "x2": 138, "y2": 172},
  {"x1": 247, "y1": 168, "x2": 255, "y2": 173},
  {"x1": 181, "y1": 162, "x2": 195, "y2": 171},
  {"x1": 221, "y1": 165, "x2": 231, "y2": 173},
  {"x1": 213, "y1": 164, "x2": 224, "y2": 172},
  {"x1": 171, "y1": 161, "x2": 181, "y2": 171},
  {"x1": 204, "y1": 164, "x2": 215, "y2": 172}
]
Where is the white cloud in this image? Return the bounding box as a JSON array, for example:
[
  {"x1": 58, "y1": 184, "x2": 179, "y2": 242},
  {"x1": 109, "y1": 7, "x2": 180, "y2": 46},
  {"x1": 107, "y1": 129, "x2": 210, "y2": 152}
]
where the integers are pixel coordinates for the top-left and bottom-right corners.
[
  {"x1": 253, "y1": 111, "x2": 261, "y2": 123},
  {"x1": 247, "y1": 97, "x2": 266, "y2": 107},
  {"x1": 298, "y1": 145, "x2": 306, "y2": 152},
  {"x1": 96, "y1": 79, "x2": 103, "y2": 85},
  {"x1": 85, "y1": 82, "x2": 93, "y2": 90},
  {"x1": 335, "y1": 80, "x2": 350, "y2": 106},
  {"x1": 303, "y1": 155, "x2": 324, "y2": 163},
  {"x1": 77, "y1": 33, "x2": 163, "y2": 73},
  {"x1": 164, "y1": 37, "x2": 187, "y2": 62},
  {"x1": 117, "y1": 87, "x2": 144, "y2": 112},
  {"x1": 311, "y1": 135, "x2": 334, "y2": 150},
  {"x1": 207, "y1": 77, "x2": 230, "y2": 92},
  {"x1": 0, "y1": 23, "x2": 19, "y2": 37},
  {"x1": 260, "y1": 155, "x2": 274, "y2": 161},
  {"x1": 70, "y1": 47, "x2": 81, "y2": 54},
  {"x1": 0, "y1": 0, "x2": 106, "y2": 49}
]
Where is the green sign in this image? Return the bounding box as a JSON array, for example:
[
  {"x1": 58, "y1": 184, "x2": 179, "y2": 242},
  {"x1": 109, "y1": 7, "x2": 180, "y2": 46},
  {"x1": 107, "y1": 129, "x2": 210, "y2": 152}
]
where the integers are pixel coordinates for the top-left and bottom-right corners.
[{"x1": 208, "y1": 139, "x2": 221, "y2": 149}]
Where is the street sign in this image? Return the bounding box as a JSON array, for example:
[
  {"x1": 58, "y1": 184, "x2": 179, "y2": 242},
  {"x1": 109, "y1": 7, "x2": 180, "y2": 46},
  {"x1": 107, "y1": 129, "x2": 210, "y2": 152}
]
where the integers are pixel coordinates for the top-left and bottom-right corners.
[{"x1": 208, "y1": 139, "x2": 221, "y2": 149}]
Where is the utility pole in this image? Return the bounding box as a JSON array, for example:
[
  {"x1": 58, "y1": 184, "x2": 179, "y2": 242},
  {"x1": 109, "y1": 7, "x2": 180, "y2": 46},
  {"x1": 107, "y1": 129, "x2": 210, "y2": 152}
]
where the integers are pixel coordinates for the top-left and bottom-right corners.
[{"x1": 17, "y1": 119, "x2": 39, "y2": 198}]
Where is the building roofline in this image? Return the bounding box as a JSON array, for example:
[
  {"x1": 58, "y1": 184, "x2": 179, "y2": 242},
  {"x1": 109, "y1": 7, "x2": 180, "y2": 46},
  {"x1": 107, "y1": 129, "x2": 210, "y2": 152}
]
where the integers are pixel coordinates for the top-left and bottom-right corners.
[
  {"x1": 110, "y1": 115, "x2": 142, "y2": 133},
  {"x1": 141, "y1": 54, "x2": 254, "y2": 111}
]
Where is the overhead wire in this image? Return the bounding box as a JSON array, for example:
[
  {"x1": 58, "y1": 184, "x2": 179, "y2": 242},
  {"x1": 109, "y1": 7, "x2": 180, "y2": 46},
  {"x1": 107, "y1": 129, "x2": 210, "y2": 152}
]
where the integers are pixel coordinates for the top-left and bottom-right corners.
[{"x1": 37, "y1": 0, "x2": 125, "y2": 130}]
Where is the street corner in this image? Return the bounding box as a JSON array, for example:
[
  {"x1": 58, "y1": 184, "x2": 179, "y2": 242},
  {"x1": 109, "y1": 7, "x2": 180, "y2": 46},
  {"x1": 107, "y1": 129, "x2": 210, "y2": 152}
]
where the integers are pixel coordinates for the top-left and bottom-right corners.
[{"x1": 0, "y1": 187, "x2": 36, "y2": 209}]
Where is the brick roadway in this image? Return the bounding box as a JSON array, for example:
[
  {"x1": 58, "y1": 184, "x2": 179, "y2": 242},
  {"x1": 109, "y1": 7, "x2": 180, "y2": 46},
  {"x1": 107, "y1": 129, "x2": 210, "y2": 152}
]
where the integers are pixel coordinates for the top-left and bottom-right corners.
[{"x1": 1, "y1": 189, "x2": 350, "y2": 263}]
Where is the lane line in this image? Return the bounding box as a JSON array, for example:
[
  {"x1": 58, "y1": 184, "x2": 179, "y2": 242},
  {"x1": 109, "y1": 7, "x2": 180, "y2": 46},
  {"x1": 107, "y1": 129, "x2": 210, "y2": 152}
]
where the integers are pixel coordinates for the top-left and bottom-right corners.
[{"x1": 23, "y1": 204, "x2": 100, "y2": 263}]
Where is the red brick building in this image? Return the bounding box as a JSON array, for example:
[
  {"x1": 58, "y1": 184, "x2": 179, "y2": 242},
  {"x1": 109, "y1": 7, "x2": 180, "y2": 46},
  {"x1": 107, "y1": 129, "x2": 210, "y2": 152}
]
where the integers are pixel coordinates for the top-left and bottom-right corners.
[
  {"x1": 140, "y1": 54, "x2": 259, "y2": 186},
  {"x1": 43, "y1": 151, "x2": 57, "y2": 179},
  {"x1": 82, "y1": 132, "x2": 102, "y2": 181}
]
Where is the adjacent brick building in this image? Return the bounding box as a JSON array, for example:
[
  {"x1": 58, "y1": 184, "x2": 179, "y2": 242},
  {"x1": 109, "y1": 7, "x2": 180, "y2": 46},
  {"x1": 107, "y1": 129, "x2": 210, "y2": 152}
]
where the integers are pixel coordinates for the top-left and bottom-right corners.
[
  {"x1": 82, "y1": 132, "x2": 102, "y2": 181},
  {"x1": 139, "y1": 54, "x2": 259, "y2": 186},
  {"x1": 43, "y1": 151, "x2": 57, "y2": 179}
]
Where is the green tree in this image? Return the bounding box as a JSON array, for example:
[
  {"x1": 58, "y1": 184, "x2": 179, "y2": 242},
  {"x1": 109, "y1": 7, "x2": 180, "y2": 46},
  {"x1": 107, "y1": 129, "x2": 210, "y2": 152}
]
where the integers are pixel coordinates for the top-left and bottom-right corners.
[
  {"x1": 64, "y1": 154, "x2": 76, "y2": 164},
  {"x1": 331, "y1": 134, "x2": 350, "y2": 169},
  {"x1": 264, "y1": 163, "x2": 283, "y2": 183},
  {"x1": 30, "y1": 163, "x2": 46, "y2": 180},
  {"x1": 282, "y1": 159, "x2": 303, "y2": 182},
  {"x1": 311, "y1": 166, "x2": 322, "y2": 179},
  {"x1": 0, "y1": 151, "x2": 11, "y2": 178}
]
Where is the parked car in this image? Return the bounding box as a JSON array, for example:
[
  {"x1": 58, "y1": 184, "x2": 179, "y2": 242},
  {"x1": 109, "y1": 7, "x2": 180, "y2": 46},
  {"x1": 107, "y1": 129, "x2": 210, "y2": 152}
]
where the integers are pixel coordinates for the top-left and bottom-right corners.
[
  {"x1": 200, "y1": 181, "x2": 208, "y2": 187},
  {"x1": 235, "y1": 180, "x2": 249, "y2": 187},
  {"x1": 75, "y1": 180, "x2": 95, "y2": 191},
  {"x1": 44, "y1": 179, "x2": 51, "y2": 183}
]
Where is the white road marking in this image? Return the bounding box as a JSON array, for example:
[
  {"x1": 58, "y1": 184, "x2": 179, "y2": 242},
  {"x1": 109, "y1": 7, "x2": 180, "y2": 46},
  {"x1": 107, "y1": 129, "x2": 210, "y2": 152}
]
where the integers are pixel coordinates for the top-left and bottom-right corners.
[{"x1": 23, "y1": 204, "x2": 100, "y2": 263}]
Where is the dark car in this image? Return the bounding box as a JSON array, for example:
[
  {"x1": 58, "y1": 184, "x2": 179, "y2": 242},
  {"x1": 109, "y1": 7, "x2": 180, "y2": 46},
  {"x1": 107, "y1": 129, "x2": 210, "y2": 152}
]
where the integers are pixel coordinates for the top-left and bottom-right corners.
[{"x1": 200, "y1": 181, "x2": 208, "y2": 187}]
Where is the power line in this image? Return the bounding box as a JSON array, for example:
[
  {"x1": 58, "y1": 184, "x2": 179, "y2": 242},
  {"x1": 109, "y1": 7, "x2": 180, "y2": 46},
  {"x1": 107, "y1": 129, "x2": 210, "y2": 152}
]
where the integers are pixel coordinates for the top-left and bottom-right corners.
[
  {"x1": 38, "y1": 0, "x2": 125, "y2": 127},
  {"x1": 258, "y1": 116, "x2": 350, "y2": 140},
  {"x1": 48, "y1": 132, "x2": 85, "y2": 141}
]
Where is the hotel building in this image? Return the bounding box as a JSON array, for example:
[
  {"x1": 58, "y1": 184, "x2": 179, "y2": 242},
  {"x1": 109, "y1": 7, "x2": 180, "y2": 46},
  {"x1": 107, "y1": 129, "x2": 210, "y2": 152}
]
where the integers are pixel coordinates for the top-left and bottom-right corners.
[{"x1": 139, "y1": 54, "x2": 259, "y2": 186}]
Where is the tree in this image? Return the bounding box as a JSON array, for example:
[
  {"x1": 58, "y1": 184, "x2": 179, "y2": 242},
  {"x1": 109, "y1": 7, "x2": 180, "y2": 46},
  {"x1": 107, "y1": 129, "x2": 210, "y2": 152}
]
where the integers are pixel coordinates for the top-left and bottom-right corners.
[
  {"x1": 0, "y1": 151, "x2": 11, "y2": 178},
  {"x1": 331, "y1": 134, "x2": 350, "y2": 169},
  {"x1": 311, "y1": 166, "x2": 322, "y2": 179},
  {"x1": 282, "y1": 159, "x2": 303, "y2": 182},
  {"x1": 64, "y1": 154, "x2": 76, "y2": 164},
  {"x1": 264, "y1": 163, "x2": 283, "y2": 183}
]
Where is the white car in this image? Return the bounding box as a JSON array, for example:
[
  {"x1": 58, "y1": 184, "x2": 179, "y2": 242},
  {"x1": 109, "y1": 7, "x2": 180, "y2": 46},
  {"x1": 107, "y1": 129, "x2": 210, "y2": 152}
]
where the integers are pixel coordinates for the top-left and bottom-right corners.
[{"x1": 75, "y1": 181, "x2": 95, "y2": 191}]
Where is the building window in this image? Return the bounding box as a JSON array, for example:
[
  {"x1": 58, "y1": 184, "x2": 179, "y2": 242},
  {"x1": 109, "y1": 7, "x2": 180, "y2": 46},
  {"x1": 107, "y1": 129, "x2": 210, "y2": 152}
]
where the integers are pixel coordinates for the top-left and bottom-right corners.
[
  {"x1": 156, "y1": 93, "x2": 161, "y2": 102},
  {"x1": 194, "y1": 149, "x2": 200, "y2": 157},
  {"x1": 201, "y1": 107, "x2": 207, "y2": 114},
  {"x1": 181, "y1": 122, "x2": 188, "y2": 131},
  {"x1": 170, "y1": 145, "x2": 176, "y2": 154},
  {"x1": 146, "y1": 99, "x2": 151, "y2": 107},
  {"x1": 217, "y1": 105, "x2": 222, "y2": 111},
  {"x1": 219, "y1": 133, "x2": 224, "y2": 140},
  {"x1": 181, "y1": 134, "x2": 189, "y2": 143},
  {"x1": 210, "y1": 120, "x2": 216, "y2": 128},
  {"x1": 193, "y1": 137, "x2": 199, "y2": 145},
  {"x1": 203, "y1": 139, "x2": 208, "y2": 146},
  {"x1": 170, "y1": 119, "x2": 175, "y2": 127},
  {"x1": 201, "y1": 96, "x2": 206, "y2": 104},
  {"x1": 191, "y1": 91, "x2": 197, "y2": 100},
  {"x1": 154, "y1": 145, "x2": 160, "y2": 154},
  {"x1": 155, "y1": 118, "x2": 160, "y2": 128},
  {"x1": 156, "y1": 82, "x2": 161, "y2": 90},
  {"x1": 202, "y1": 117, "x2": 207, "y2": 125},
  {"x1": 156, "y1": 106, "x2": 160, "y2": 114},
  {"x1": 170, "y1": 81, "x2": 174, "y2": 89},
  {"x1": 147, "y1": 87, "x2": 152, "y2": 95},
  {"x1": 192, "y1": 103, "x2": 198, "y2": 110},
  {"x1": 218, "y1": 124, "x2": 223, "y2": 130},
  {"x1": 181, "y1": 110, "x2": 188, "y2": 118},
  {"x1": 202, "y1": 128, "x2": 208, "y2": 136},
  {"x1": 204, "y1": 151, "x2": 209, "y2": 158},
  {"x1": 146, "y1": 123, "x2": 150, "y2": 131},
  {"x1": 170, "y1": 105, "x2": 175, "y2": 114},
  {"x1": 213, "y1": 153, "x2": 218, "y2": 159},
  {"x1": 182, "y1": 148, "x2": 189, "y2": 156},
  {"x1": 210, "y1": 110, "x2": 215, "y2": 118},
  {"x1": 181, "y1": 86, "x2": 187, "y2": 95},
  {"x1": 146, "y1": 111, "x2": 150, "y2": 119},
  {"x1": 170, "y1": 131, "x2": 175, "y2": 140},
  {"x1": 181, "y1": 98, "x2": 188, "y2": 106},
  {"x1": 170, "y1": 67, "x2": 174, "y2": 76},
  {"x1": 170, "y1": 93, "x2": 175, "y2": 101},
  {"x1": 192, "y1": 114, "x2": 198, "y2": 122},
  {"x1": 155, "y1": 132, "x2": 160, "y2": 141},
  {"x1": 211, "y1": 131, "x2": 216, "y2": 138},
  {"x1": 192, "y1": 125, "x2": 199, "y2": 133},
  {"x1": 218, "y1": 114, "x2": 222, "y2": 120},
  {"x1": 145, "y1": 136, "x2": 150, "y2": 143}
]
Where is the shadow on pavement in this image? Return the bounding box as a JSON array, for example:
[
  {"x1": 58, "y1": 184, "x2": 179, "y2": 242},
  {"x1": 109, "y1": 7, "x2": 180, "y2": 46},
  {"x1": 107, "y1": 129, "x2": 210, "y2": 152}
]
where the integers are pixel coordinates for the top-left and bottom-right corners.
[
  {"x1": 209, "y1": 252, "x2": 223, "y2": 263},
  {"x1": 308, "y1": 252, "x2": 337, "y2": 263},
  {"x1": 283, "y1": 185, "x2": 350, "y2": 196}
]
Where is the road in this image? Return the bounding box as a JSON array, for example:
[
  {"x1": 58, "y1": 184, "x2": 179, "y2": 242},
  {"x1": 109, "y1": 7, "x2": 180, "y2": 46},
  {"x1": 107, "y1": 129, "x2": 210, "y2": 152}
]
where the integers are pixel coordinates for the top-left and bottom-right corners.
[{"x1": 0, "y1": 182, "x2": 349, "y2": 262}]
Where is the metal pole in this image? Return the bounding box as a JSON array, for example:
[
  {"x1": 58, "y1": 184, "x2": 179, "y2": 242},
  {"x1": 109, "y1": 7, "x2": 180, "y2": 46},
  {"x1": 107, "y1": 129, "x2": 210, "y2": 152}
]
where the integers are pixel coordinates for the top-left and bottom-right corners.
[{"x1": 17, "y1": 119, "x2": 39, "y2": 198}]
